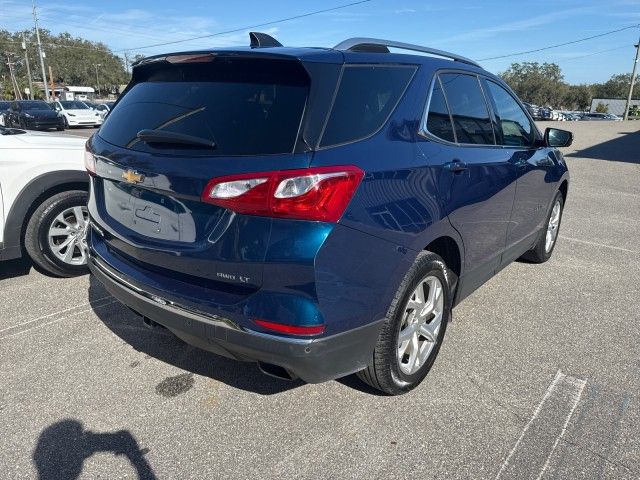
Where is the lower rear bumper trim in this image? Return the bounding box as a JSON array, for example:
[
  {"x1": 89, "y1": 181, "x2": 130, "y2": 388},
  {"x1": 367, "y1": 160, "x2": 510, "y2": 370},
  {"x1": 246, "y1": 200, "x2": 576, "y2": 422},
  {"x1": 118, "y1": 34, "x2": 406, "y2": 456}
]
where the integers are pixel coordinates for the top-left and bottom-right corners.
[{"x1": 88, "y1": 256, "x2": 384, "y2": 383}]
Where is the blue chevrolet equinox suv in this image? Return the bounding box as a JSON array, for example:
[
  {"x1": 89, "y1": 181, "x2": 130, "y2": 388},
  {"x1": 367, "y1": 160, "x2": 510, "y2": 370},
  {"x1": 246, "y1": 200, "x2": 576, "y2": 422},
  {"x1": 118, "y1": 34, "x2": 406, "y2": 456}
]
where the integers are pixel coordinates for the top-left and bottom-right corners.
[{"x1": 86, "y1": 33, "x2": 572, "y2": 395}]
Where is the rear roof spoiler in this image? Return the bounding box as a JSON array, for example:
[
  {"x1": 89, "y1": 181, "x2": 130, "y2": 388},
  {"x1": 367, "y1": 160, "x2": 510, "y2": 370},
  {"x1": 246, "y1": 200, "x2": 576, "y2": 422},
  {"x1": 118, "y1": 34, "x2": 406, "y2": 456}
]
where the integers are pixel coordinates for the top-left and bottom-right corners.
[{"x1": 249, "y1": 32, "x2": 283, "y2": 48}]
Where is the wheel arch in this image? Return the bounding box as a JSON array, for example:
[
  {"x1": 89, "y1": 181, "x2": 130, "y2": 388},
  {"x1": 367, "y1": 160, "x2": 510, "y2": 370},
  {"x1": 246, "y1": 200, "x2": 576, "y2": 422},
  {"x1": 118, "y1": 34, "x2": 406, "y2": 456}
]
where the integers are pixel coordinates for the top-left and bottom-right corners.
[
  {"x1": 423, "y1": 234, "x2": 464, "y2": 305},
  {"x1": 558, "y1": 179, "x2": 569, "y2": 203},
  {"x1": 3, "y1": 171, "x2": 89, "y2": 255}
]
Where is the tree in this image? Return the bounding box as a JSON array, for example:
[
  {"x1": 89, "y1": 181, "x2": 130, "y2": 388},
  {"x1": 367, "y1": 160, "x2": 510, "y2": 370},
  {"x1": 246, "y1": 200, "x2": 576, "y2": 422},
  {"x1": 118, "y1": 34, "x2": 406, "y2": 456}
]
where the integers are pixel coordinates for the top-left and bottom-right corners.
[
  {"x1": 500, "y1": 62, "x2": 568, "y2": 107},
  {"x1": 0, "y1": 28, "x2": 128, "y2": 99},
  {"x1": 591, "y1": 73, "x2": 638, "y2": 99},
  {"x1": 595, "y1": 102, "x2": 609, "y2": 113},
  {"x1": 564, "y1": 84, "x2": 592, "y2": 110}
]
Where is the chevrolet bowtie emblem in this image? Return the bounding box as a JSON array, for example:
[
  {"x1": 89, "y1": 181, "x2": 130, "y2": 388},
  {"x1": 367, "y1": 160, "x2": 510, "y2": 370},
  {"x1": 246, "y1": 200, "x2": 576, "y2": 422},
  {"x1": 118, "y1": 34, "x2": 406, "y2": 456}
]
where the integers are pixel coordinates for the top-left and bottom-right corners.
[{"x1": 121, "y1": 169, "x2": 144, "y2": 184}]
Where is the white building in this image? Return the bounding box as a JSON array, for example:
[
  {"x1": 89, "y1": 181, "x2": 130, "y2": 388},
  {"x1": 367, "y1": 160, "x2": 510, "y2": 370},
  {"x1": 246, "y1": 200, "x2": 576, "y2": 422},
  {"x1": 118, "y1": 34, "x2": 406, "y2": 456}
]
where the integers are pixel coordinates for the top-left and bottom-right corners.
[
  {"x1": 590, "y1": 98, "x2": 640, "y2": 115},
  {"x1": 60, "y1": 86, "x2": 96, "y2": 101}
]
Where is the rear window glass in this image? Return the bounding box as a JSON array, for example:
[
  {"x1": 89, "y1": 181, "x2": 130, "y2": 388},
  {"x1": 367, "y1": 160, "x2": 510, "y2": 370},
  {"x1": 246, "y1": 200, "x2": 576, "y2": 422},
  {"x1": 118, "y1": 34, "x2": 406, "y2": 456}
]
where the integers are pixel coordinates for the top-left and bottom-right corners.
[
  {"x1": 99, "y1": 58, "x2": 309, "y2": 156},
  {"x1": 320, "y1": 65, "x2": 416, "y2": 148},
  {"x1": 439, "y1": 73, "x2": 494, "y2": 145}
]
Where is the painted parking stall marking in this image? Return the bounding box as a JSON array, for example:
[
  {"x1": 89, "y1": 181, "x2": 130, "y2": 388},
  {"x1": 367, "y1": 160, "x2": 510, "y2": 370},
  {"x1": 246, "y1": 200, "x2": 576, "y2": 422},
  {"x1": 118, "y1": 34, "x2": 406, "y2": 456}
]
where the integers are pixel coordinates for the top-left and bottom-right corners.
[{"x1": 495, "y1": 370, "x2": 587, "y2": 480}]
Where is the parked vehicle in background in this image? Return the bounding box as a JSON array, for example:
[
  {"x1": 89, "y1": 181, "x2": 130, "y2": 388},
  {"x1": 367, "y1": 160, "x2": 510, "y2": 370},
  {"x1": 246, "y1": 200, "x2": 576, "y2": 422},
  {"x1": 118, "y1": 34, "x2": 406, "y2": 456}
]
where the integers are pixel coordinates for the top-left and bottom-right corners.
[
  {"x1": 581, "y1": 113, "x2": 623, "y2": 121},
  {"x1": 538, "y1": 107, "x2": 553, "y2": 120},
  {"x1": 52, "y1": 100, "x2": 103, "y2": 128},
  {"x1": 0, "y1": 101, "x2": 11, "y2": 126},
  {"x1": 561, "y1": 112, "x2": 580, "y2": 121},
  {"x1": 86, "y1": 34, "x2": 572, "y2": 395},
  {"x1": 6, "y1": 100, "x2": 65, "y2": 131},
  {"x1": 0, "y1": 125, "x2": 89, "y2": 276},
  {"x1": 522, "y1": 102, "x2": 540, "y2": 120},
  {"x1": 94, "y1": 103, "x2": 113, "y2": 119}
]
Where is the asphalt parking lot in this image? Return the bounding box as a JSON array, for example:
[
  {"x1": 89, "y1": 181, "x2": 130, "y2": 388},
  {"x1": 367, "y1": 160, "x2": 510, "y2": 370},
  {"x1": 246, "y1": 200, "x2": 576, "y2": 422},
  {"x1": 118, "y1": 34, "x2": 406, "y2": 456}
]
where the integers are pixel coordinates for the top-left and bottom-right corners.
[{"x1": 1, "y1": 121, "x2": 639, "y2": 479}]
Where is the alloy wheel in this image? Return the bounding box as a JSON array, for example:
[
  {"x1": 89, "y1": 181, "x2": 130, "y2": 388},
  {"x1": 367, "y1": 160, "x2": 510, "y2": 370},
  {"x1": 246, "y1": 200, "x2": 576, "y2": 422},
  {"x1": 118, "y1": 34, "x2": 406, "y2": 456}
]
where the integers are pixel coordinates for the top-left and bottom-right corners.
[
  {"x1": 545, "y1": 200, "x2": 561, "y2": 253},
  {"x1": 47, "y1": 206, "x2": 89, "y2": 266},
  {"x1": 397, "y1": 275, "x2": 444, "y2": 375}
]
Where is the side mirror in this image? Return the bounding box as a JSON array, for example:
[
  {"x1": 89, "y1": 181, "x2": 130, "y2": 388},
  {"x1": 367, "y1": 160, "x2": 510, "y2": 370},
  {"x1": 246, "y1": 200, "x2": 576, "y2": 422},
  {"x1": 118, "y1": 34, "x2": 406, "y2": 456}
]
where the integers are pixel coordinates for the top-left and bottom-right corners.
[{"x1": 545, "y1": 128, "x2": 573, "y2": 148}]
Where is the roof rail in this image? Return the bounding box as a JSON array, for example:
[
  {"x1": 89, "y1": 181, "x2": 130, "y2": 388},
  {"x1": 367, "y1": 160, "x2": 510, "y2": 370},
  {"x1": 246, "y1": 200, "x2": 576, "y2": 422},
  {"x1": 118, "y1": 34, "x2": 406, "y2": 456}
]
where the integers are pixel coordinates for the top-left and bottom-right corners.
[{"x1": 333, "y1": 37, "x2": 481, "y2": 68}]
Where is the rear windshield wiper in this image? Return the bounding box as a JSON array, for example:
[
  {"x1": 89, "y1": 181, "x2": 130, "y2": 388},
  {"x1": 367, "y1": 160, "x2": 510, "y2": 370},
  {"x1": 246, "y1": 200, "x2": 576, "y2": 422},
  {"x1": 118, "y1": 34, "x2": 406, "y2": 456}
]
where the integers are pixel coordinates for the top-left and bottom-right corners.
[{"x1": 135, "y1": 129, "x2": 216, "y2": 149}]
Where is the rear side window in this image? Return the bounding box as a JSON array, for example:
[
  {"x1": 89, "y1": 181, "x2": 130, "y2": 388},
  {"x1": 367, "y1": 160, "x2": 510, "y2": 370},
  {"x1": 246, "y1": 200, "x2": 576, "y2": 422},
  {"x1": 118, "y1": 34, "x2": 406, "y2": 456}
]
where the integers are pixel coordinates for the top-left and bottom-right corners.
[
  {"x1": 320, "y1": 65, "x2": 416, "y2": 147},
  {"x1": 99, "y1": 58, "x2": 309, "y2": 156},
  {"x1": 439, "y1": 73, "x2": 494, "y2": 145},
  {"x1": 425, "y1": 77, "x2": 455, "y2": 143},
  {"x1": 485, "y1": 81, "x2": 534, "y2": 147}
]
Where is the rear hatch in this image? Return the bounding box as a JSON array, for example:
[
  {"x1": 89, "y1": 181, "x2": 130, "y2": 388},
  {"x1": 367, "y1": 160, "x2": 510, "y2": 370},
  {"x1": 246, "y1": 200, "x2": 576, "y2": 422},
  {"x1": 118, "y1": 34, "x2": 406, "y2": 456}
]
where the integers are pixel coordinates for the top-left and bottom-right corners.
[{"x1": 88, "y1": 53, "x2": 330, "y2": 292}]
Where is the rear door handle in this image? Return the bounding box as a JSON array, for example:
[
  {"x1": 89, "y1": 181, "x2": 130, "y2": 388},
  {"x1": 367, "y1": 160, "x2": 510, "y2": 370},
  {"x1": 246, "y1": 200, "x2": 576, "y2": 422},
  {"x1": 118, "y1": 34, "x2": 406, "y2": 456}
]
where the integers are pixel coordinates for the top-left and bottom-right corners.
[{"x1": 444, "y1": 160, "x2": 468, "y2": 173}]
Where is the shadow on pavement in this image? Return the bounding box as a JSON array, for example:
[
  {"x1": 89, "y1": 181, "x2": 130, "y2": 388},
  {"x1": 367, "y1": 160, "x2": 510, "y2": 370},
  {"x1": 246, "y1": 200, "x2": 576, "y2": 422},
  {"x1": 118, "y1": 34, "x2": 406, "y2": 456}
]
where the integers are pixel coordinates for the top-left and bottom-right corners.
[
  {"x1": 567, "y1": 128, "x2": 640, "y2": 164},
  {"x1": 33, "y1": 419, "x2": 156, "y2": 480},
  {"x1": 0, "y1": 258, "x2": 32, "y2": 280},
  {"x1": 88, "y1": 275, "x2": 304, "y2": 395}
]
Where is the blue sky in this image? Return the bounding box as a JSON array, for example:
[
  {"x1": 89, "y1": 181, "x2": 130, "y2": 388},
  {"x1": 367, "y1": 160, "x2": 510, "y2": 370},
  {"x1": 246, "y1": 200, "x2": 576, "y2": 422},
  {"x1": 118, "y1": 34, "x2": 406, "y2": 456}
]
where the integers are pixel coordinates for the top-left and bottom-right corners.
[{"x1": 1, "y1": 0, "x2": 639, "y2": 84}]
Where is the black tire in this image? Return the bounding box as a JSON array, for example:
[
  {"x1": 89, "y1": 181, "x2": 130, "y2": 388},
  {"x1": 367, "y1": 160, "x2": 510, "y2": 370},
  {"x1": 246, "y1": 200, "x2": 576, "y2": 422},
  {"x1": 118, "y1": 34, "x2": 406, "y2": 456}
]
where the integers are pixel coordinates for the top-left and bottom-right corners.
[
  {"x1": 520, "y1": 190, "x2": 564, "y2": 264},
  {"x1": 357, "y1": 251, "x2": 452, "y2": 395},
  {"x1": 24, "y1": 190, "x2": 89, "y2": 277},
  {"x1": 56, "y1": 127, "x2": 64, "y2": 131}
]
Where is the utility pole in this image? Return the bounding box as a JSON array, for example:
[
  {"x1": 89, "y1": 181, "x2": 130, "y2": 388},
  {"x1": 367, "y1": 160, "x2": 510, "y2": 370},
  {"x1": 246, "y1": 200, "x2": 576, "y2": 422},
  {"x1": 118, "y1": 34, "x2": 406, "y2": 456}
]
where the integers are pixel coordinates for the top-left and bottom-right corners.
[
  {"x1": 4, "y1": 52, "x2": 22, "y2": 100},
  {"x1": 623, "y1": 35, "x2": 640, "y2": 121},
  {"x1": 22, "y1": 33, "x2": 34, "y2": 100},
  {"x1": 48, "y1": 65, "x2": 55, "y2": 99},
  {"x1": 32, "y1": 0, "x2": 49, "y2": 101},
  {"x1": 94, "y1": 63, "x2": 102, "y2": 97}
]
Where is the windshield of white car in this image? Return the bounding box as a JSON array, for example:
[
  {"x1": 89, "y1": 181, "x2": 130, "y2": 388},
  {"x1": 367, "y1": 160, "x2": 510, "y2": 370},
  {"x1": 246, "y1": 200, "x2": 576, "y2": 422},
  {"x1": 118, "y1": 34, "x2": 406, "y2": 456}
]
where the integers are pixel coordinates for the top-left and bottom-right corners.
[
  {"x1": 21, "y1": 101, "x2": 52, "y2": 111},
  {"x1": 0, "y1": 126, "x2": 27, "y2": 135},
  {"x1": 60, "y1": 101, "x2": 90, "y2": 109}
]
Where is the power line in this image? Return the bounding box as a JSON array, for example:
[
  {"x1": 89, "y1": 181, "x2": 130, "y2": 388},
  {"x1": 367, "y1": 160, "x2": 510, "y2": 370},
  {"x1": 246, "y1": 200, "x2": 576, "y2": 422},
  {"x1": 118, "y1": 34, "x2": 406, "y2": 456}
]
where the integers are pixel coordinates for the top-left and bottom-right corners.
[
  {"x1": 1, "y1": 1, "x2": 373, "y2": 55},
  {"x1": 478, "y1": 24, "x2": 640, "y2": 61},
  {"x1": 115, "y1": 0, "x2": 372, "y2": 52},
  {"x1": 560, "y1": 44, "x2": 630, "y2": 62}
]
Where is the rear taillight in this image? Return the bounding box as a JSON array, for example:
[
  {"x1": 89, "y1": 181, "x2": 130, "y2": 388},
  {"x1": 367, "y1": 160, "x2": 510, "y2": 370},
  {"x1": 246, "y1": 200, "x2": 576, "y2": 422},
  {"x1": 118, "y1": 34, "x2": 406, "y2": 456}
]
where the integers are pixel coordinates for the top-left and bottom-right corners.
[
  {"x1": 84, "y1": 148, "x2": 96, "y2": 176},
  {"x1": 253, "y1": 319, "x2": 325, "y2": 336},
  {"x1": 202, "y1": 166, "x2": 364, "y2": 222}
]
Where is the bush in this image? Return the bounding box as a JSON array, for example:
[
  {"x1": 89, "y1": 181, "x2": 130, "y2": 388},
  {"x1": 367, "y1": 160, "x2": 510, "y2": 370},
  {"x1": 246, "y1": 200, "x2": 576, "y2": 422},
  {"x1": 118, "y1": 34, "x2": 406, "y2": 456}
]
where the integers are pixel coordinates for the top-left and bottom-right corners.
[{"x1": 595, "y1": 102, "x2": 609, "y2": 113}]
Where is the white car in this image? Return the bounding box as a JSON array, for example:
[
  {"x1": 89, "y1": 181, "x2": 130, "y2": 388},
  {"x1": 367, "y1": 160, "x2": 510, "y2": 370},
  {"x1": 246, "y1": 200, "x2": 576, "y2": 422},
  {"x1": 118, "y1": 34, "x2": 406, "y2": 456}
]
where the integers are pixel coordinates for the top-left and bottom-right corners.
[
  {"x1": 52, "y1": 100, "x2": 103, "y2": 128},
  {"x1": 0, "y1": 126, "x2": 89, "y2": 276}
]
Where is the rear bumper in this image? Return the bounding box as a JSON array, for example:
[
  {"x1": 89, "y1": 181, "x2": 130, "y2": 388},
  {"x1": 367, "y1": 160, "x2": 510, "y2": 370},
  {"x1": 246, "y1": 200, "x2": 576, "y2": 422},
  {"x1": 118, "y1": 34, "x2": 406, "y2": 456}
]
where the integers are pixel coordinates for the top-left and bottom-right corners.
[{"x1": 89, "y1": 255, "x2": 383, "y2": 383}]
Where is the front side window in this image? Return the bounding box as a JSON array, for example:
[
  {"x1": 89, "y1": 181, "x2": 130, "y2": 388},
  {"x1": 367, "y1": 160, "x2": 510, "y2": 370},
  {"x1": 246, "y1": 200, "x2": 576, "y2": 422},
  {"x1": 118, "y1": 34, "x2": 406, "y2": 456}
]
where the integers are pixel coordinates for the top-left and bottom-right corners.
[
  {"x1": 439, "y1": 73, "x2": 494, "y2": 145},
  {"x1": 486, "y1": 80, "x2": 534, "y2": 147},
  {"x1": 320, "y1": 65, "x2": 417, "y2": 147}
]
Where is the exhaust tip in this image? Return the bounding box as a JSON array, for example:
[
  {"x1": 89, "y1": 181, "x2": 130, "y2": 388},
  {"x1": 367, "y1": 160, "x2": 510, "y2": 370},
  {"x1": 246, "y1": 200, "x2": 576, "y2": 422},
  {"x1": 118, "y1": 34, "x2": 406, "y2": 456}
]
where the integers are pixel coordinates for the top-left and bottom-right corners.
[
  {"x1": 257, "y1": 362, "x2": 296, "y2": 381},
  {"x1": 142, "y1": 316, "x2": 166, "y2": 330}
]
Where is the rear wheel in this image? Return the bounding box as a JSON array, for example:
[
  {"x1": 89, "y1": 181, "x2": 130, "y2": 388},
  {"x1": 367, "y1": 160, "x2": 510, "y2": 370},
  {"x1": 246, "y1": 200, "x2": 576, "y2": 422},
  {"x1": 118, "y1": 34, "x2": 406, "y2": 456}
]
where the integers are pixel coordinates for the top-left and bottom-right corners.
[
  {"x1": 24, "y1": 190, "x2": 89, "y2": 277},
  {"x1": 520, "y1": 191, "x2": 564, "y2": 263},
  {"x1": 357, "y1": 251, "x2": 452, "y2": 395}
]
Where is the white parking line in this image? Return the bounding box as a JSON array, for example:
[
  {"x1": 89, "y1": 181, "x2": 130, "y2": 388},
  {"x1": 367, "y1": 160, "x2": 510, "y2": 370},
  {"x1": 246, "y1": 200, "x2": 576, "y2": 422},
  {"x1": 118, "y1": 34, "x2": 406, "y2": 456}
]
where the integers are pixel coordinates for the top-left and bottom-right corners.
[
  {"x1": 0, "y1": 295, "x2": 112, "y2": 334},
  {"x1": 495, "y1": 370, "x2": 587, "y2": 480},
  {"x1": 0, "y1": 298, "x2": 118, "y2": 340},
  {"x1": 559, "y1": 236, "x2": 640, "y2": 255}
]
